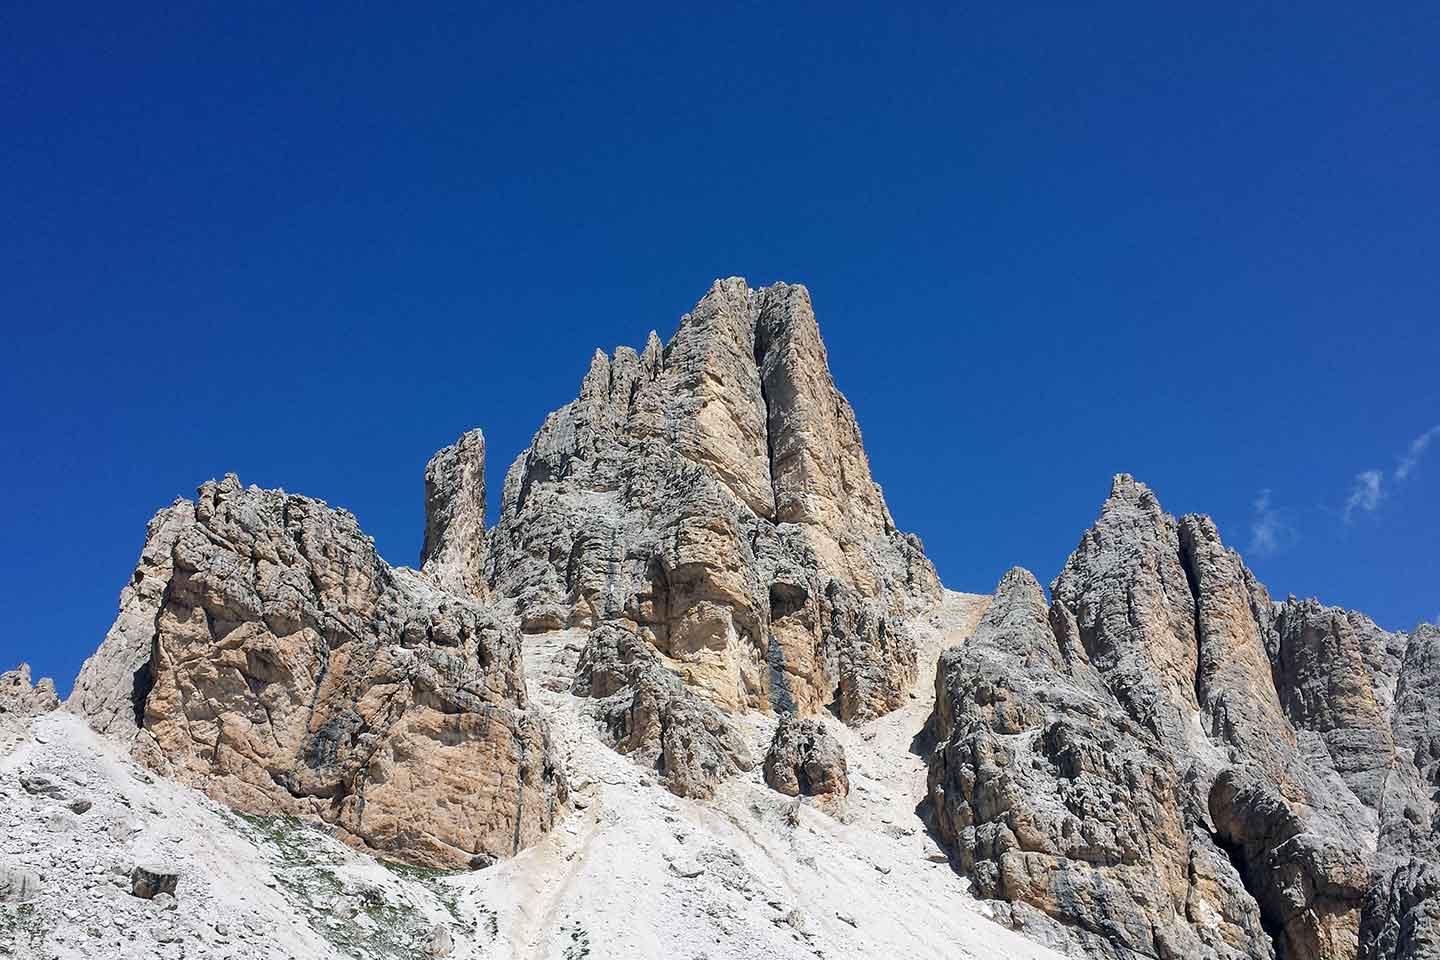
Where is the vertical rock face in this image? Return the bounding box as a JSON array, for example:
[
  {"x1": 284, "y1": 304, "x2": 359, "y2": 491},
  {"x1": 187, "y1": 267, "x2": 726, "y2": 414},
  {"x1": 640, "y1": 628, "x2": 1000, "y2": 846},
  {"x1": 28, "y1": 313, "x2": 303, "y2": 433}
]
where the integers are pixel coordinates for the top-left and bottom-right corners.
[
  {"x1": 472, "y1": 278, "x2": 940, "y2": 724},
  {"x1": 72, "y1": 475, "x2": 567, "y2": 869},
  {"x1": 927, "y1": 474, "x2": 1440, "y2": 960},
  {"x1": 420, "y1": 427, "x2": 489, "y2": 599}
]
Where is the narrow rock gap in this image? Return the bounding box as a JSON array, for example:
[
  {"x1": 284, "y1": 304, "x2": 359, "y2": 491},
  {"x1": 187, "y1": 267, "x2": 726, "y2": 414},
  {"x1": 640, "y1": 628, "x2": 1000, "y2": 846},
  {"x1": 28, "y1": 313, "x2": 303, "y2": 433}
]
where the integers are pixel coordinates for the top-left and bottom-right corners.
[
  {"x1": 752, "y1": 312, "x2": 781, "y2": 521},
  {"x1": 1177, "y1": 535, "x2": 1207, "y2": 714},
  {"x1": 1211, "y1": 828, "x2": 1287, "y2": 959}
]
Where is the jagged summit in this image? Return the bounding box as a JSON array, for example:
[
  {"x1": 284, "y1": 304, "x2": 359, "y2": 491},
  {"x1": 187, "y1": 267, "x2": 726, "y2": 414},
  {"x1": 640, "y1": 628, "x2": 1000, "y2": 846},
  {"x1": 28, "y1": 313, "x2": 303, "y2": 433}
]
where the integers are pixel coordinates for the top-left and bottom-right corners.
[
  {"x1": 10, "y1": 284, "x2": 1439, "y2": 960},
  {"x1": 928, "y1": 473, "x2": 1440, "y2": 960},
  {"x1": 430, "y1": 277, "x2": 941, "y2": 724}
]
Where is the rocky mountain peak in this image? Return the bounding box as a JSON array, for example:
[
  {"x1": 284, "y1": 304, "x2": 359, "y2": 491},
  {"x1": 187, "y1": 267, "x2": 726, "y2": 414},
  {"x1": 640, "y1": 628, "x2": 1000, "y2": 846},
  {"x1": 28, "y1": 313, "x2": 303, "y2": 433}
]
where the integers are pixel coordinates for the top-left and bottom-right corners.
[
  {"x1": 930, "y1": 473, "x2": 1440, "y2": 960},
  {"x1": 425, "y1": 278, "x2": 939, "y2": 734}
]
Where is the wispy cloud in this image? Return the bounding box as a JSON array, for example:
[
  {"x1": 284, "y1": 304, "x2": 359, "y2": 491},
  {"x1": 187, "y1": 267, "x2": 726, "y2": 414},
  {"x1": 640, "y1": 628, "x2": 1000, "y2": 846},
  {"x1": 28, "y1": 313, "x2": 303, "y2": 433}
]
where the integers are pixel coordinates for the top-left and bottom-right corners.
[
  {"x1": 1397, "y1": 425, "x2": 1440, "y2": 481},
  {"x1": 1344, "y1": 469, "x2": 1384, "y2": 523},
  {"x1": 1248, "y1": 488, "x2": 1291, "y2": 557}
]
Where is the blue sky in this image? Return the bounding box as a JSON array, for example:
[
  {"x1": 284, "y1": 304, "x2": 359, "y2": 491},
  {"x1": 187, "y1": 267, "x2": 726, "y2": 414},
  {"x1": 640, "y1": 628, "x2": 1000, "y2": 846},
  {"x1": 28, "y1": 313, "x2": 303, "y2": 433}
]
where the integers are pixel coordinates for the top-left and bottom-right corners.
[{"x1": 3, "y1": 3, "x2": 1437, "y2": 693}]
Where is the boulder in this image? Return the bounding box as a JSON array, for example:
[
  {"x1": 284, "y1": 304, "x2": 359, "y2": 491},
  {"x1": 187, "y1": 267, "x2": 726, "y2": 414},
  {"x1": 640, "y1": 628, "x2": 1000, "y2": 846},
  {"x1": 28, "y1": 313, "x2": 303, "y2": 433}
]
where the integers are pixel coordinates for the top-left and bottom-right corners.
[
  {"x1": 762, "y1": 715, "x2": 848, "y2": 805},
  {"x1": 131, "y1": 863, "x2": 179, "y2": 900}
]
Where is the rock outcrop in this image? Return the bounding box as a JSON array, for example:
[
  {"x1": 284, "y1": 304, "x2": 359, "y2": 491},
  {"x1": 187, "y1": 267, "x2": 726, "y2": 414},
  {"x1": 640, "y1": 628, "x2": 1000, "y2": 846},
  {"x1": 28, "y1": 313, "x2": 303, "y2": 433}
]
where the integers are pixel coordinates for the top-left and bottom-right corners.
[
  {"x1": 467, "y1": 278, "x2": 939, "y2": 725},
  {"x1": 762, "y1": 715, "x2": 848, "y2": 810},
  {"x1": 572, "y1": 622, "x2": 753, "y2": 799},
  {"x1": 420, "y1": 427, "x2": 489, "y2": 599},
  {"x1": 927, "y1": 475, "x2": 1440, "y2": 960},
  {"x1": 71, "y1": 474, "x2": 567, "y2": 869},
  {"x1": 0, "y1": 664, "x2": 58, "y2": 717}
]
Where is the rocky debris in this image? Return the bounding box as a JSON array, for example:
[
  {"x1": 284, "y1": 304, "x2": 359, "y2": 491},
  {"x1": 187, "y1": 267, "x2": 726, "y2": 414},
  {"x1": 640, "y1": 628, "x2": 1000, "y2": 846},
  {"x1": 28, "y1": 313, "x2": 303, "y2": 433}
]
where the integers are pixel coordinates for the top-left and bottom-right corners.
[
  {"x1": 420, "y1": 427, "x2": 489, "y2": 599},
  {"x1": 762, "y1": 715, "x2": 849, "y2": 811},
  {"x1": 0, "y1": 864, "x2": 40, "y2": 903},
  {"x1": 131, "y1": 864, "x2": 179, "y2": 900},
  {"x1": 926, "y1": 474, "x2": 1440, "y2": 960},
  {"x1": 466, "y1": 278, "x2": 939, "y2": 723},
  {"x1": 70, "y1": 473, "x2": 567, "y2": 869},
  {"x1": 19, "y1": 773, "x2": 66, "y2": 799},
  {"x1": 425, "y1": 922, "x2": 455, "y2": 957},
  {"x1": 1, "y1": 713, "x2": 484, "y2": 960},
  {"x1": 572, "y1": 623, "x2": 753, "y2": 799},
  {"x1": 0, "y1": 664, "x2": 58, "y2": 717}
]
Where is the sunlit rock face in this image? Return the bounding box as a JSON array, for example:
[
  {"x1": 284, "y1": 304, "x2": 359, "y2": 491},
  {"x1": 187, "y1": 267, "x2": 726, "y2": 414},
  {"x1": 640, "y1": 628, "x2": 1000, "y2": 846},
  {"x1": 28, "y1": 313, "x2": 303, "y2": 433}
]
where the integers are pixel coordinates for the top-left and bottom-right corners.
[
  {"x1": 468, "y1": 278, "x2": 940, "y2": 723},
  {"x1": 72, "y1": 475, "x2": 567, "y2": 869},
  {"x1": 927, "y1": 474, "x2": 1440, "y2": 960}
]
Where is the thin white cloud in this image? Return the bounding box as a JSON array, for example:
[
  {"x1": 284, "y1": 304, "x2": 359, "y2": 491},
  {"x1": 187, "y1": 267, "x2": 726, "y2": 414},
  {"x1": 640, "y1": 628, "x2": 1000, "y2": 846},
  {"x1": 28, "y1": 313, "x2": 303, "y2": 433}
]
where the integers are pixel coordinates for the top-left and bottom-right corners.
[
  {"x1": 1248, "y1": 488, "x2": 1289, "y2": 557},
  {"x1": 1397, "y1": 425, "x2": 1440, "y2": 481},
  {"x1": 1344, "y1": 470, "x2": 1384, "y2": 523}
]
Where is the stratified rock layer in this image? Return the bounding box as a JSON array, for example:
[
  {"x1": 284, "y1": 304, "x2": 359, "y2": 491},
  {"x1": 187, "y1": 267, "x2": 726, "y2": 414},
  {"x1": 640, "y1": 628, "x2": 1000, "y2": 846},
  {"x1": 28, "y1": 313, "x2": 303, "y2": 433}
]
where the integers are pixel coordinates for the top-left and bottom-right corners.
[
  {"x1": 927, "y1": 475, "x2": 1440, "y2": 960},
  {"x1": 473, "y1": 278, "x2": 939, "y2": 725},
  {"x1": 71, "y1": 475, "x2": 567, "y2": 869}
]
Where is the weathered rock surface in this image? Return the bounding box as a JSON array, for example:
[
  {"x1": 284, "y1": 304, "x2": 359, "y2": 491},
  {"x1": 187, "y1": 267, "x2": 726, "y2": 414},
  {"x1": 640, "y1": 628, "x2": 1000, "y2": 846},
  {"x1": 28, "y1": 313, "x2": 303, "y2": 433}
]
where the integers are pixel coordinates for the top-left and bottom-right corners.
[
  {"x1": 572, "y1": 622, "x2": 753, "y2": 798},
  {"x1": 70, "y1": 474, "x2": 567, "y2": 868},
  {"x1": 469, "y1": 278, "x2": 939, "y2": 722},
  {"x1": 131, "y1": 863, "x2": 180, "y2": 900},
  {"x1": 762, "y1": 715, "x2": 849, "y2": 807},
  {"x1": 927, "y1": 475, "x2": 1440, "y2": 960},
  {"x1": 420, "y1": 427, "x2": 489, "y2": 599},
  {"x1": 0, "y1": 664, "x2": 58, "y2": 717}
]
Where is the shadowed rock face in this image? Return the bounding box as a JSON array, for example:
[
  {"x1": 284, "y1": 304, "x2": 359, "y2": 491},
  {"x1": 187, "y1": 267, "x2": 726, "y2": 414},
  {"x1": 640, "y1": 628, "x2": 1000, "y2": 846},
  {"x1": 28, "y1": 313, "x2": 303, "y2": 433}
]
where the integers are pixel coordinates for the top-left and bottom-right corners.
[
  {"x1": 436, "y1": 278, "x2": 939, "y2": 726},
  {"x1": 927, "y1": 475, "x2": 1440, "y2": 960},
  {"x1": 71, "y1": 475, "x2": 567, "y2": 869}
]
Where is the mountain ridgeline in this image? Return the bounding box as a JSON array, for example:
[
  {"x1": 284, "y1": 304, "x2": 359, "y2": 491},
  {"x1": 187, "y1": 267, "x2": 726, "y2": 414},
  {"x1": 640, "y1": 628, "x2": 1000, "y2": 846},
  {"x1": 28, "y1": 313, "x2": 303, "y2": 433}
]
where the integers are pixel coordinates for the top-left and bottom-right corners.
[{"x1": 44, "y1": 279, "x2": 1440, "y2": 959}]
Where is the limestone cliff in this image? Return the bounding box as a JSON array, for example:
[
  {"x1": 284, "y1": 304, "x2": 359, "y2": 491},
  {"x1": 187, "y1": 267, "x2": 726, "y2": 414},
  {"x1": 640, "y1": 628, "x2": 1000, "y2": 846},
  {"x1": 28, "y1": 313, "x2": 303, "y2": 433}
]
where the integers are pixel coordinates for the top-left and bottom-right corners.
[
  {"x1": 71, "y1": 475, "x2": 567, "y2": 869},
  {"x1": 443, "y1": 278, "x2": 939, "y2": 726},
  {"x1": 927, "y1": 474, "x2": 1440, "y2": 960}
]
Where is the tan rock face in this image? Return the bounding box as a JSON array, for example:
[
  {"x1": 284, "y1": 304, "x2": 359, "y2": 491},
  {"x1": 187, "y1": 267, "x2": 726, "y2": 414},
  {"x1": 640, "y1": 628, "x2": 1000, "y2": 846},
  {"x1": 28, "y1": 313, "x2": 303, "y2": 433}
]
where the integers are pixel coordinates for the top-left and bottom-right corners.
[
  {"x1": 473, "y1": 278, "x2": 939, "y2": 727},
  {"x1": 927, "y1": 475, "x2": 1440, "y2": 960},
  {"x1": 72, "y1": 475, "x2": 567, "y2": 869},
  {"x1": 420, "y1": 427, "x2": 489, "y2": 599}
]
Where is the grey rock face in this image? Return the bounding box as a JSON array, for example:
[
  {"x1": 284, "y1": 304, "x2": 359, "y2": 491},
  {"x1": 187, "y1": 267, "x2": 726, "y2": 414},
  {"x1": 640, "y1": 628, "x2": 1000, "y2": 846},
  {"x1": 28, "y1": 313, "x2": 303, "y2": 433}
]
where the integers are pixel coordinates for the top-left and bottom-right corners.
[
  {"x1": 71, "y1": 474, "x2": 567, "y2": 869},
  {"x1": 572, "y1": 623, "x2": 753, "y2": 799},
  {"x1": 67, "y1": 498, "x2": 195, "y2": 739},
  {"x1": 927, "y1": 475, "x2": 1440, "y2": 960},
  {"x1": 0, "y1": 664, "x2": 58, "y2": 717},
  {"x1": 420, "y1": 427, "x2": 488, "y2": 599},
  {"x1": 470, "y1": 278, "x2": 939, "y2": 723},
  {"x1": 762, "y1": 715, "x2": 849, "y2": 804}
]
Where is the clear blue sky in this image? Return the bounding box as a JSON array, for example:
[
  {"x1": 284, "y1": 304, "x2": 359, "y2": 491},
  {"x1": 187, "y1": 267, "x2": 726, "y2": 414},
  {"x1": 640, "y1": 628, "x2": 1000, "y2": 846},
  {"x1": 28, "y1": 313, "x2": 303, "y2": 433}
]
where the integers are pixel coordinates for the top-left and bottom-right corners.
[{"x1": 3, "y1": 3, "x2": 1437, "y2": 694}]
